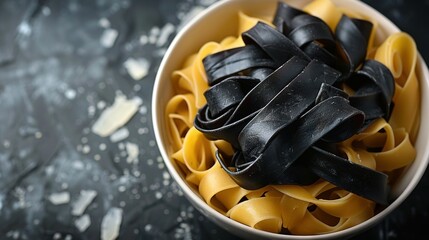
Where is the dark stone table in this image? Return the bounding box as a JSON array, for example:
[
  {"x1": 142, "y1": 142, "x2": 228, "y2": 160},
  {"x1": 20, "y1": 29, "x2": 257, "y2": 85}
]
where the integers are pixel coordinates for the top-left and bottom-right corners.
[{"x1": 0, "y1": 0, "x2": 428, "y2": 239}]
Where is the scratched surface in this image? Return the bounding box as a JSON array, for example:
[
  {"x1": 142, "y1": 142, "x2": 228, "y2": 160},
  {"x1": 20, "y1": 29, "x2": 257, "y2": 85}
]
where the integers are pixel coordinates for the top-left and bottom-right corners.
[{"x1": 0, "y1": 0, "x2": 428, "y2": 239}]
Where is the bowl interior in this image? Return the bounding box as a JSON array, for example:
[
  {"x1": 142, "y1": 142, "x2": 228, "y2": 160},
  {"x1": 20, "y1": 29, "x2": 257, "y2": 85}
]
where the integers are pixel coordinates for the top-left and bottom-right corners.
[{"x1": 152, "y1": 0, "x2": 429, "y2": 239}]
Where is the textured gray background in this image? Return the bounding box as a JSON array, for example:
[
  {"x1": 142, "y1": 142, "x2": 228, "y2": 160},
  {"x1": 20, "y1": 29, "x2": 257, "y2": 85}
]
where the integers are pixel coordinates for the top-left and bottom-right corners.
[{"x1": 0, "y1": 0, "x2": 428, "y2": 239}]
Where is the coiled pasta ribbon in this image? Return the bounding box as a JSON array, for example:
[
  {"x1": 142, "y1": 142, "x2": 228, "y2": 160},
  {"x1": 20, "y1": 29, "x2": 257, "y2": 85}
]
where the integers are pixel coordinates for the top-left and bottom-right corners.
[{"x1": 375, "y1": 32, "x2": 420, "y2": 142}]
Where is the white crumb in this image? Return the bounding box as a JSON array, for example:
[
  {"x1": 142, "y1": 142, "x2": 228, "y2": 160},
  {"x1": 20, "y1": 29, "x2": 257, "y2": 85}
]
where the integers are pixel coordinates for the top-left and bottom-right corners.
[
  {"x1": 72, "y1": 190, "x2": 98, "y2": 216},
  {"x1": 65, "y1": 89, "x2": 77, "y2": 99},
  {"x1": 156, "y1": 23, "x2": 175, "y2": 47},
  {"x1": 49, "y1": 192, "x2": 70, "y2": 205},
  {"x1": 123, "y1": 58, "x2": 150, "y2": 80},
  {"x1": 75, "y1": 214, "x2": 91, "y2": 232},
  {"x1": 91, "y1": 94, "x2": 141, "y2": 137},
  {"x1": 101, "y1": 208, "x2": 123, "y2": 240},
  {"x1": 125, "y1": 142, "x2": 139, "y2": 164},
  {"x1": 99, "y1": 18, "x2": 111, "y2": 28},
  {"x1": 100, "y1": 28, "x2": 118, "y2": 48},
  {"x1": 139, "y1": 35, "x2": 148, "y2": 45},
  {"x1": 109, "y1": 127, "x2": 130, "y2": 142}
]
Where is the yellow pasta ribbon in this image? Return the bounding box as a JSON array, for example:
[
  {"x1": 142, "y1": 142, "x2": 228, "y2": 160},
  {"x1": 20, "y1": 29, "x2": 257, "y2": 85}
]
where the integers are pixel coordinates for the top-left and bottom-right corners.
[
  {"x1": 342, "y1": 118, "x2": 416, "y2": 172},
  {"x1": 304, "y1": 0, "x2": 343, "y2": 31},
  {"x1": 227, "y1": 196, "x2": 283, "y2": 233},
  {"x1": 180, "y1": 127, "x2": 218, "y2": 185},
  {"x1": 199, "y1": 166, "x2": 248, "y2": 213},
  {"x1": 375, "y1": 32, "x2": 420, "y2": 142},
  {"x1": 275, "y1": 182, "x2": 374, "y2": 234},
  {"x1": 165, "y1": 94, "x2": 196, "y2": 152}
]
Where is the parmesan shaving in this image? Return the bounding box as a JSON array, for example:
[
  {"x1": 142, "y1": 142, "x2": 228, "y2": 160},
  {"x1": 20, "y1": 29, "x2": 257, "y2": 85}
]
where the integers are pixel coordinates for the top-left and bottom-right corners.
[{"x1": 92, "y1": 95, "x2": 141, "y2": 137}]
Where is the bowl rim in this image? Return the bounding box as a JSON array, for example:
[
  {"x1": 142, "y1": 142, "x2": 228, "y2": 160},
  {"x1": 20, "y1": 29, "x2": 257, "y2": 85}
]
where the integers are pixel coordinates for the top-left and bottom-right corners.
[{"x1": 152, "y1": 0, "x2": 429, "y2": 239}]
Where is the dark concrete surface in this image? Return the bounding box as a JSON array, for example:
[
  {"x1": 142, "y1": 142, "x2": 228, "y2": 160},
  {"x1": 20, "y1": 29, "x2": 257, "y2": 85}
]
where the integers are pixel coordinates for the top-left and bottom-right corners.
[{"x1": 0, "y1": 0, "x2": 427, "y2": 239}]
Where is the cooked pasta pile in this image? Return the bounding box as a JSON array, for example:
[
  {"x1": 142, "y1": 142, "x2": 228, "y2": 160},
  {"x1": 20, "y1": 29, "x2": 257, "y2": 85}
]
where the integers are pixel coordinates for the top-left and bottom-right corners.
[{"x1": 164, "y1": 0, "x2": 419, "y2": 235}]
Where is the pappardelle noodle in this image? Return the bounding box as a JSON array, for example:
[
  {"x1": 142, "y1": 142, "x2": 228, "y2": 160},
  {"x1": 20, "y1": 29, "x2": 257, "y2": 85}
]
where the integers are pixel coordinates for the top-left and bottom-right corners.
[{"x1": 165, "y1": 0, "x2": 419, "y2": 235}]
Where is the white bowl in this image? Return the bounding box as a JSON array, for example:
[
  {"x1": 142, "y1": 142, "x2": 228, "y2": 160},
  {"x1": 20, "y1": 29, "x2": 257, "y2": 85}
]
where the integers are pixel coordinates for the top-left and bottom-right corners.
[{"x1": 152, "y1": 0, "x2": 429, "y2": 239}]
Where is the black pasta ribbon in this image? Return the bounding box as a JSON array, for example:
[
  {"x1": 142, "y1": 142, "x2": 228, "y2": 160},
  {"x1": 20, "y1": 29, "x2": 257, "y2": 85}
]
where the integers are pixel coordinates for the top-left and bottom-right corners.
[
  {"x1": 204, "y1": 45, "x2": 276, "y2": 85},
  {"x1": 194, "y1": 1, "x2": 395, "y2": 205}
]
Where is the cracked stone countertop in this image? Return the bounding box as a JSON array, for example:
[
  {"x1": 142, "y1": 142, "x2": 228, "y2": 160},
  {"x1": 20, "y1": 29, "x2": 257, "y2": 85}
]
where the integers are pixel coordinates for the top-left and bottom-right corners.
[{"x1": 0, "y1": 0, "x2": 428, "y2": 239}]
